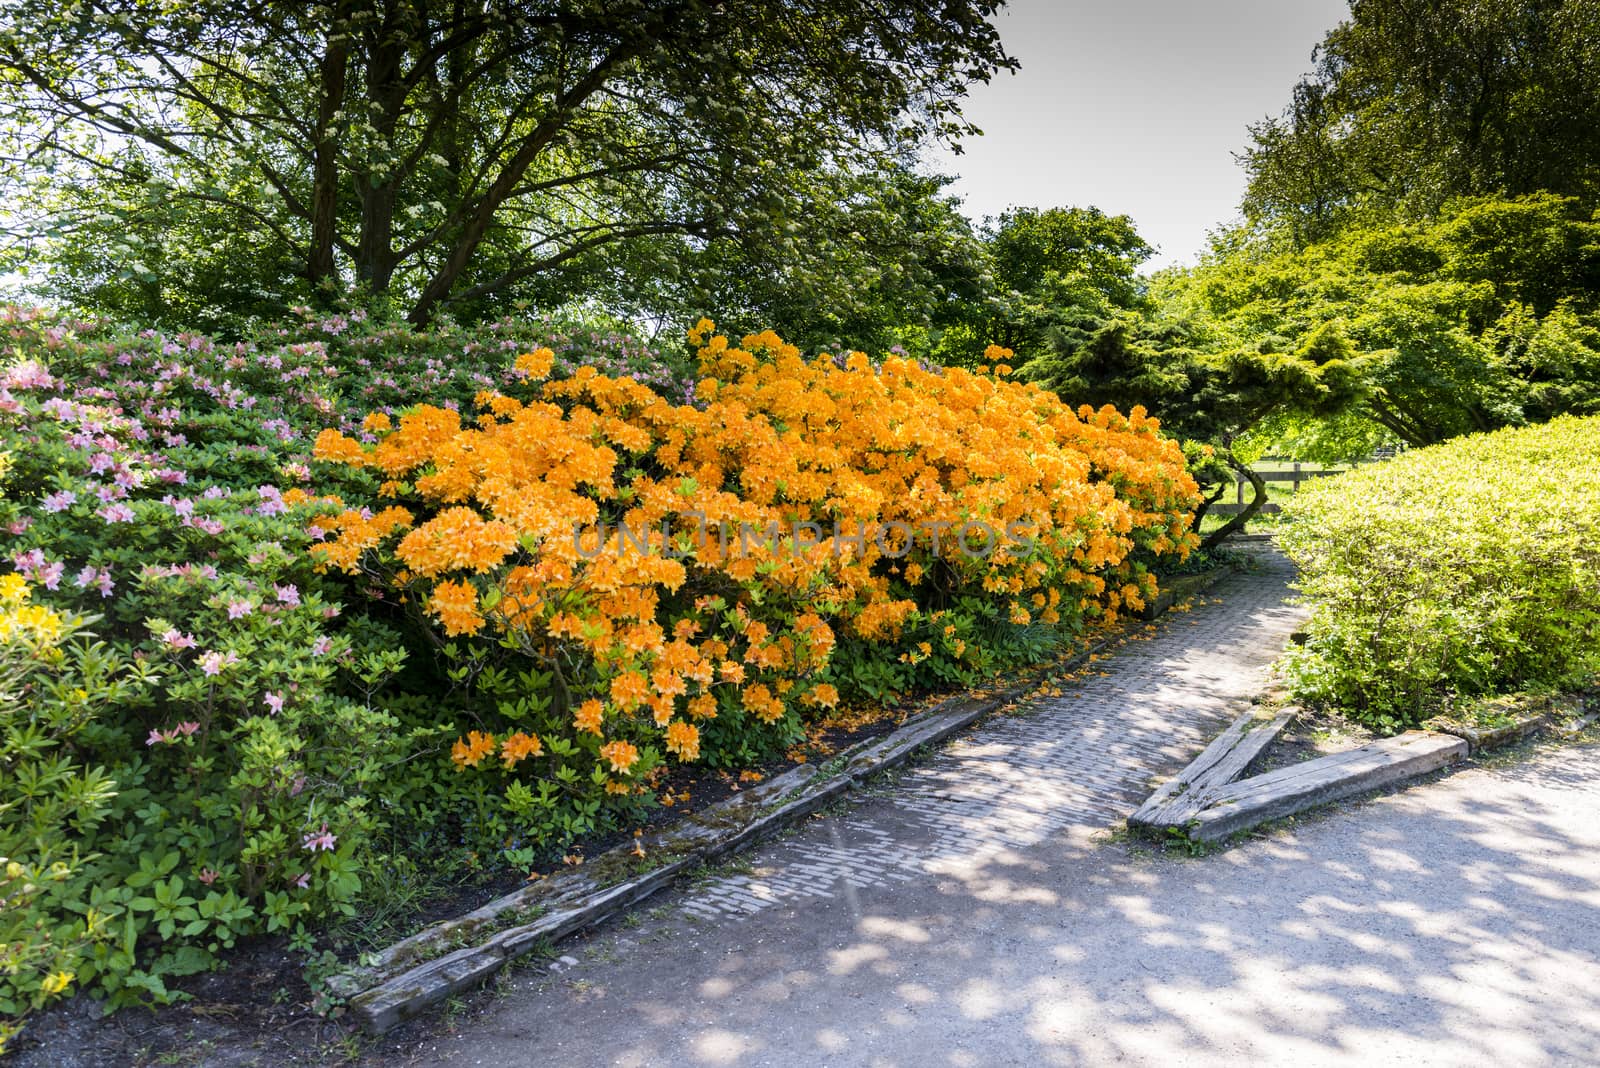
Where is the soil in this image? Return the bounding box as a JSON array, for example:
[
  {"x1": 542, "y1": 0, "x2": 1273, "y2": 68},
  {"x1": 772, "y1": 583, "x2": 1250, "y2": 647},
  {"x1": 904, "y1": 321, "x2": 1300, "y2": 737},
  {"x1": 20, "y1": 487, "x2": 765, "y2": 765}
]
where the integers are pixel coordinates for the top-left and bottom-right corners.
[{"x1": 1245, "y1": 704, "x2": 1381, "y2": 776}]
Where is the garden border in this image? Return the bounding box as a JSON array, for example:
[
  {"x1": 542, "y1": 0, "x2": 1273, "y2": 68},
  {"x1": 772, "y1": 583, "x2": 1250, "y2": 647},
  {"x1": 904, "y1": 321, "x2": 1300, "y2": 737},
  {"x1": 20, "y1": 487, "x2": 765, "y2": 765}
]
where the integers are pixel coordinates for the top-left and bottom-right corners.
[
  {"x1": 1131, "y1": 690, "x2": 1597, "y2": 846},
  {"x1": 329, "y1": 566, "x2": 1231, "y2": 1033}
]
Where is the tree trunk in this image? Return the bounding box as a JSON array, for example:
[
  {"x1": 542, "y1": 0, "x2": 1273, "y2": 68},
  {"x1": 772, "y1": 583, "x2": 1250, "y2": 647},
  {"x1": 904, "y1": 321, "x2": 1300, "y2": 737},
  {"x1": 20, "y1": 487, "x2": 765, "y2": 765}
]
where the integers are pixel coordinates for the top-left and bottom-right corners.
[
  {"x1": 1201, "y1": 462, "x2": 1268, "y2": 551},
  {"x1": 1191, "y1": 479, "x2": 1227, "y2": 531},
  {"x1": 307, "y1": 9, "x2": 349, "y2": 289},
  {"x1": 353, "y1": 8, "x2": 405, "y2": 295}
]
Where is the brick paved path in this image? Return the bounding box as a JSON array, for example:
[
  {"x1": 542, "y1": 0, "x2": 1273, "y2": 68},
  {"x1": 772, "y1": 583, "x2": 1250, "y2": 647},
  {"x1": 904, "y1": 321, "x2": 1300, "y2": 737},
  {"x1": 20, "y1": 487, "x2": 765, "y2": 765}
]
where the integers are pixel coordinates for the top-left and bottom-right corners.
[{"x1": 679, "y1": 544, "x2": 1306, "y2": 921}]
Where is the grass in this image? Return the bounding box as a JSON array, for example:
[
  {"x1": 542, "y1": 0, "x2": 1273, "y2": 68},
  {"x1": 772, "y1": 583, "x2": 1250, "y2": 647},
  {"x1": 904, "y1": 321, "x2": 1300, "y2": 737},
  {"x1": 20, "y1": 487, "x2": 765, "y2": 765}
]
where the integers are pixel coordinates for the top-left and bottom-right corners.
[{"x1": 1198, "y1": 461, "x2": 1362, "y2": 535}]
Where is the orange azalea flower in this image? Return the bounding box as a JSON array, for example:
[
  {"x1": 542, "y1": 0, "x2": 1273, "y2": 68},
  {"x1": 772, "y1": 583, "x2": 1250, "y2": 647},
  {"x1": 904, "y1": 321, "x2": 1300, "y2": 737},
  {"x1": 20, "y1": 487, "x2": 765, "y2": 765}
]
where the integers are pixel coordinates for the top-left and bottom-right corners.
[
  {"x1": 665, "y1": 721, "x2": 701, "y2": 762},
  {"x1": 395, "y1": 506, "x2": 517, "y2": 576},
  {"x1": 451, "y1": 730, "x2": 497, "y2": 768},
  {"x1": 312, "y1": 428, "x2": 367, "y2": 465},
  {"x1": 514, "y1": 347, "x2": 555, "y2": 379},
  {"x1": 573, "y1": 699, "x2": 605, "y2": 736},
  {"x1": 741, "y1": 683, "x2": 784, "y2": 724},
  {"x1": 500, "y1": 731, "x2": 544, "y2": 767},
  {"x1": 429, "y1": 579, "x2": 485, "y2": 636},
  {"x1": 315, "y1": 315, "x2": 1202, "y2": 800},
  {"x1": 609, "y1": 671, "x2": 649, "y2": 711},
  {"x1": 599, "y1": 740, "x2": 640, "y2": 775},
  {"x1": 801, "y1": 684, "x2": 840, "y2": 709}
]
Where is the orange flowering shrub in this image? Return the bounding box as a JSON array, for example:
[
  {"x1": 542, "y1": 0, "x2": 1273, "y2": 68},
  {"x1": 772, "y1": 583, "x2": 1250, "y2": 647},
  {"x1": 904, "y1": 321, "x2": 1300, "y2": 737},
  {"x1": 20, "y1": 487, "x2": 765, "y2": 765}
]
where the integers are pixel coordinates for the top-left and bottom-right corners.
[{"x1": 310, "y1": 322, "x2": 1198, "y2": 821}]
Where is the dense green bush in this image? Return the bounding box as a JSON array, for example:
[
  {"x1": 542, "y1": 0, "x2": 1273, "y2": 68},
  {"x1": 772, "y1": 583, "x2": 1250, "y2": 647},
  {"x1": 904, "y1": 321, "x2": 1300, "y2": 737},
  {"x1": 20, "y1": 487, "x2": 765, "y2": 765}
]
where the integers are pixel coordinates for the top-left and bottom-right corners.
[
  {"x1": 0, "y1": 303, "x2": 1198, "y2": 1050},
  {"x1": 0, "y1": 305, "x2": 685, "y2": 1045},
  {"x1": 1279, "y1": 415, "x2": 1600, "y2": 729}
]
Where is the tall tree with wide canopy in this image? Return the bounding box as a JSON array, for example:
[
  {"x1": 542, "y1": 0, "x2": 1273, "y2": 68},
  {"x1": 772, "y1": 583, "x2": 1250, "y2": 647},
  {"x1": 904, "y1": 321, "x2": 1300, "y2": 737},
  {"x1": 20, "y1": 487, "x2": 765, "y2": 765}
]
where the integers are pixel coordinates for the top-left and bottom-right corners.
[
  {"x1": 1242, "y1": 0, "x2": 1600, "y2": 244},
  {"x1": 1026, "y1": 311, "x2": 1368, "y2": 547},
  {"x1": 0, "y1": 0, "x2": 1013, "y2": 326}
]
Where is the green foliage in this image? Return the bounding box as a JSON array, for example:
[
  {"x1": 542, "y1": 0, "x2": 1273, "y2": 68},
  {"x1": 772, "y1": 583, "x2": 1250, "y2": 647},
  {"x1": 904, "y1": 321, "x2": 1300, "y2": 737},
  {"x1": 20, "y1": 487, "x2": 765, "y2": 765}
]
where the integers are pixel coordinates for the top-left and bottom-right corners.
[
  {"x1": 1242, "y1": 0, "x2": 1600, "y2": 243},
  {"x1": 572, "y1": 166, "x2": 994, "y2": 358},
  {"x1": 926, "y1": 205, "x2": 1154, "y2": 367},
  {"x1": 0, "y1": 1, "x2": 1013, "y2": 327},
  {"x1": 1167, "y1": 194, "x2": 1600, "y2": 450},
  {"x1": 1279, "y1": 415, "x2": 1600, "y2": 730}
]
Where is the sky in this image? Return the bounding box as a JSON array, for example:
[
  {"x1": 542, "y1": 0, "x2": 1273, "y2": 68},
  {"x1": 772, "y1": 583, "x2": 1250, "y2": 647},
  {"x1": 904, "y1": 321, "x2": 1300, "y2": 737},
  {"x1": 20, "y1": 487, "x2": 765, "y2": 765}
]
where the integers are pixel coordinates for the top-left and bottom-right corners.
[{"x1": 924, "y1": 0, "x2": 1352, "y2": 270}]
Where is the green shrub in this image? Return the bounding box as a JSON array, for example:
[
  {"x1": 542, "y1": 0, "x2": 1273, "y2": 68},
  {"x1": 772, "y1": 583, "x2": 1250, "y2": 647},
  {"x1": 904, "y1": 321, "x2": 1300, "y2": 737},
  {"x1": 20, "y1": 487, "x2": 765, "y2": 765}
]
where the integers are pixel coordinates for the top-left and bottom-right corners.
[
  {"x1": 0, "y1": 304, "x2": 682, "y2": 1036},
  {"x1": 1279, "y1": 415, "x2": 1600, "y2": 729}
]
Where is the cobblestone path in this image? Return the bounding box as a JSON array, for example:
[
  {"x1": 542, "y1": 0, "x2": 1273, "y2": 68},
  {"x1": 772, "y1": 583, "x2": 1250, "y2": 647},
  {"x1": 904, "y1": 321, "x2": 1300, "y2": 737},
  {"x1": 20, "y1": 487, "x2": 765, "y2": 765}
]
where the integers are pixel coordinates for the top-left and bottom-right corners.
[{"x1": 680, "y1": 544, "x2": 1306, "y2": 921}]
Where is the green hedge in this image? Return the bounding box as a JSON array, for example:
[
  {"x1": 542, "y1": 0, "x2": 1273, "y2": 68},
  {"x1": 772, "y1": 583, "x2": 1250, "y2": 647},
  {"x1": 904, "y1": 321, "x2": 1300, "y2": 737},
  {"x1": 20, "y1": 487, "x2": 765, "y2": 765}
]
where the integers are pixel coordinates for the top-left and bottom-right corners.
[{"x1": 1279, "y1": 415, "x2": 1600, "y2": 730}]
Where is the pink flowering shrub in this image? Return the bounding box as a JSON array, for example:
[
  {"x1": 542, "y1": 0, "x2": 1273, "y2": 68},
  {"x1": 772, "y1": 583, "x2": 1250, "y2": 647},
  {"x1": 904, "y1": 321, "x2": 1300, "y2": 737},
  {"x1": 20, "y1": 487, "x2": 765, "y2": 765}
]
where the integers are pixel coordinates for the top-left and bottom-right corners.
[{"x1": 0, "y1": 304, "x2": 689, "y2": 1033}]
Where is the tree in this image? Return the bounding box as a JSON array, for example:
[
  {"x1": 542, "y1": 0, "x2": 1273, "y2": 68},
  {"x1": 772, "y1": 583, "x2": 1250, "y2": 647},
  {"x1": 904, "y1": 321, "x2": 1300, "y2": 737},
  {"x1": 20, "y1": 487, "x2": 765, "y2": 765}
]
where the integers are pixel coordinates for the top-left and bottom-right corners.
[
  {"x1": 1171, "y1": 194, "x2": 1600, "y2": 450},
  {"x1": 922, "y1": 204, "x2": 1154, "y2": 367},
  {"x1": 0, "y1": 0, "x2": 1014, "y2": 327},
  {"x1": 566, "y1": 165, "x2": 994, "y2": 354},
  {"x1": 1025, "y1": 312, "x2": 1367, "y2": 547},
  {"x1": 1241, "y1": 0, "x2": 1600, "y2": 244}
]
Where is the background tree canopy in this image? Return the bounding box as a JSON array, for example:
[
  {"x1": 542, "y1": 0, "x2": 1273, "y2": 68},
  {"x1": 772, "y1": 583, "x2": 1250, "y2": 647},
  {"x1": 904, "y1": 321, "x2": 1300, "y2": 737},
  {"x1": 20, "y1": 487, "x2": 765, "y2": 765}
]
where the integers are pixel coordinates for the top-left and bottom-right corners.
[
  {"x1": 0, "y1": 0, "x2": 1012, "y2": 328},
  {"x1": 1240, "y1": 0, "x2": 1600, "y2": 244},
  {"x1": 4, "y1": 0, "x2": 1597, "y2": 522}
]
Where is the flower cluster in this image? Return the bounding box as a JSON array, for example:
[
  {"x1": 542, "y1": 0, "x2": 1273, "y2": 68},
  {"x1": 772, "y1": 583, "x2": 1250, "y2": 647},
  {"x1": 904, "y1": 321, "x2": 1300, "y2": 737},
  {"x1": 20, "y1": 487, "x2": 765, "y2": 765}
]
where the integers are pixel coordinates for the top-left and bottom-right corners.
[{"x1": 311, "y1": 321, "x2": 1199, "y2": 796}]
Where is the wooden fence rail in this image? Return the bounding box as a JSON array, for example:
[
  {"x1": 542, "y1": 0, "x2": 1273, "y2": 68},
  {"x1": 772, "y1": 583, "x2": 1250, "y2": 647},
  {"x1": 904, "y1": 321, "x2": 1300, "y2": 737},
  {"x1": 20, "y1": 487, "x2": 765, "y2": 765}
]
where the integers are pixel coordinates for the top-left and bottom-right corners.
[{"x1": 1208, "y1": 463, "x2": 1348, "y2": 516}]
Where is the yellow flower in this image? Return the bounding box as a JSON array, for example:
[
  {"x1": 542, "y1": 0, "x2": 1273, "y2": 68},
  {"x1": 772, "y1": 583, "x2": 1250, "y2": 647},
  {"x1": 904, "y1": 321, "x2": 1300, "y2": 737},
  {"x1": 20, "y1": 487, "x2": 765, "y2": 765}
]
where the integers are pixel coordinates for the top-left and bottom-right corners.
[
  {"x1": 0, "y1": 574, "x2": 28, "y2": 604},
  {"x1": 39, "y1": 971, "x2": 73, "y2": 997}
]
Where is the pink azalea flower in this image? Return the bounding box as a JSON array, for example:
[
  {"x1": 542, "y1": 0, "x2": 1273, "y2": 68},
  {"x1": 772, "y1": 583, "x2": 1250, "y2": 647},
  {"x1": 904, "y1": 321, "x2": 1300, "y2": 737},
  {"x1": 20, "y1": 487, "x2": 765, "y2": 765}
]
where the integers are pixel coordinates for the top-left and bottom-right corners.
[
  {"x1": 227, "y1": 600, "x2": 254, "y2": 619},
  {"x1": 159, "y1": 628, "x2": 198, "y2": 651},
  {"x1": 198, "y1": 650, "x2": 239, "y2": 676},
  {"x1": 199, "y1": 868, "x2": 219, "y2": 885},
  {"x1": 97, "y1": 502, "x2": 135, "y2": 523},
  {"x1": 263, "y1": 692, "x2": 284, "y2": 714},
  {"x1": 275, "y1": 584, "x2": 300, "y2": 606},
  {"x1": 301, "y1": 825, "x2": 337, "y2": 852},
  {"x1": 310, "y1": 636, "x2": 331, "y2": 657},
  {"x1": 41, "y1": 490, "x2": 77, "y2": 513},
  {"x1": 73, "y1": 565, "x2": 116, "y2": 598}
]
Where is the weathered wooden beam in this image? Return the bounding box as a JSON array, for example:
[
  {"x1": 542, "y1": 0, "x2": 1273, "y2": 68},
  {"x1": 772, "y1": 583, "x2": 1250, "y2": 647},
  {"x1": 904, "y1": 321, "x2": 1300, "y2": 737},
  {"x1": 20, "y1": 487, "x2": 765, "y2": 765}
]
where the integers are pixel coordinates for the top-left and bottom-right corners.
[
  {"x1": 1129, "y1": 705, "x2": 1296, "y2": 831},
  {"x1": 1182, "y1": 731, "x2": 1467, "y2": 842}
]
